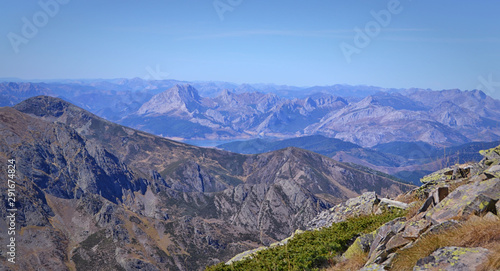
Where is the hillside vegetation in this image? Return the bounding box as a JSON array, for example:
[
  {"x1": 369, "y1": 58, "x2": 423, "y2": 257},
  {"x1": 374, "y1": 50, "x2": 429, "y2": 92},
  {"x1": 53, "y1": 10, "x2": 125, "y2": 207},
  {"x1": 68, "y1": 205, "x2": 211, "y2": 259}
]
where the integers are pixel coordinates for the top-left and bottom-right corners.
[{"x1": 207, "y1": 144, "x2": 500, "y2": 270}]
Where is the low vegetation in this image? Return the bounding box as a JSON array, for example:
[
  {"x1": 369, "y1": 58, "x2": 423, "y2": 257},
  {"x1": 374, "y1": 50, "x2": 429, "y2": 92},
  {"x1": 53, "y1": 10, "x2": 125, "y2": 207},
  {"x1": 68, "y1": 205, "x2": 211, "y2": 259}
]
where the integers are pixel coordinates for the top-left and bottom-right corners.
[
  {"x1": 392, "y1": 218, "x2": 500, "y2": 271},
  {"x1": 205, "y1": 210, "x2": 404, "y2": 271}
]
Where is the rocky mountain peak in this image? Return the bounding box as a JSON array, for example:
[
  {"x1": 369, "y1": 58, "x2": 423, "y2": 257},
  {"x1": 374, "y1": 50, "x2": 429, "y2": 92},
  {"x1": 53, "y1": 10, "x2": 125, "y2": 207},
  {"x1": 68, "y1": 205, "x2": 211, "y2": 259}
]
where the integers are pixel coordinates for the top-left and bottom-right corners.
[{"x1": 137, "y1": 84, "x2": 203, "y2": 115}]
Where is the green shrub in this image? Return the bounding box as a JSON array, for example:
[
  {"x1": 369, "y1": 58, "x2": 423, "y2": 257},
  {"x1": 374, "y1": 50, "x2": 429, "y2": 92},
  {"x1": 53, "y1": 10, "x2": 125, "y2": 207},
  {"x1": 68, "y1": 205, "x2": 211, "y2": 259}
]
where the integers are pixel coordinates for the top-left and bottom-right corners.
[{"x1": 206, "y1": 210, "x2": 404, "y2": 271}]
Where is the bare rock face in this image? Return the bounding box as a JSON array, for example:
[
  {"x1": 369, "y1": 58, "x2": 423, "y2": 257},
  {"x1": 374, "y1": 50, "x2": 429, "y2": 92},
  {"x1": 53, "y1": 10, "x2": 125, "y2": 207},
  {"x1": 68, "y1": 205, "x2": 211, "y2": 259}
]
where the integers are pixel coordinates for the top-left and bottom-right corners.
[
  {"x1": 414, "y1": 247, "x2": 490, "y2": 271},
  {"x1": 318, "y1": 144, "x2": 500, "y2": 270},
  {"x1": 365, "y1": 217, "x2": 407, "y2": 265},
  {"x1": 137, "y1": 84, "x2": 203, "y2": 116},
  {"x1": 0, "y1": 96, "x2": 414, "y2": 270},
  {"x1": 424, "y1": 178, "x2": 500, "y2": 224},
  {"x1": 306, "y1": 192, "x2": 379, "y2": 230}
]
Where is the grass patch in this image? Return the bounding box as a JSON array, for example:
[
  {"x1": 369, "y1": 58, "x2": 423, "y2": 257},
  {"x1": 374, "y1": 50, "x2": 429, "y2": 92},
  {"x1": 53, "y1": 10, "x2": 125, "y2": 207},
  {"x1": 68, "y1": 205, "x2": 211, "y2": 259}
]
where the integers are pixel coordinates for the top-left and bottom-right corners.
[
  {"x1": 326, "y1": 251, "x2": 368, "y2": 271},
  {"x1": 392, "y1": 217, "x2": 500, "y2": 271},
  {"x1": 205, "y1": 210, "x2": 404, "y2": 271}
]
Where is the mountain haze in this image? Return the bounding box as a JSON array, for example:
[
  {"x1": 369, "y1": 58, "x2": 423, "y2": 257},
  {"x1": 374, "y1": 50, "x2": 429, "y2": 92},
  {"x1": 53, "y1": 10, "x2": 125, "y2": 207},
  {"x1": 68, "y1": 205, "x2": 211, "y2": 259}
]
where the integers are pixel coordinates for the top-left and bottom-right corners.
[{"x1": 0, "y1": 96, "x2": 412, "y2": 270}]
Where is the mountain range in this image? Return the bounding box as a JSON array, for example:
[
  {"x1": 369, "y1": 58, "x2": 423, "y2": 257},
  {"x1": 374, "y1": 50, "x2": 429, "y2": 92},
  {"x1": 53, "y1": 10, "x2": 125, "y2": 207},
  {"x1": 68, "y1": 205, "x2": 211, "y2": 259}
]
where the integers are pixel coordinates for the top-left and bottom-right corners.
[
  {"x1": 3, "y1": 79, "x2": 498, "y2": 148},
  {"x1": 0, "y1": 96, "x2": 412, "y2": 270},
  {"x1": 217, "y1": 136, "x2": 500, "y2": 185}
]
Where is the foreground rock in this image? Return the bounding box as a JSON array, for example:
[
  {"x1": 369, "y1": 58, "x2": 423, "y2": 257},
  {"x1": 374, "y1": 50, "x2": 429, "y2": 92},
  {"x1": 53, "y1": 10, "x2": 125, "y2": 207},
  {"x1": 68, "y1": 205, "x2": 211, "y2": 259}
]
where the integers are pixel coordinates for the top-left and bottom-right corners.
[
  {"x1": 342, "y1": 145, "x2": 500, "y2": 270},
  {"x1": 207, "y1": 145, "x2": 500, "y2": 271},
  {"x1": 414, "y1": 246, "x2": 490, "y2": 271}
]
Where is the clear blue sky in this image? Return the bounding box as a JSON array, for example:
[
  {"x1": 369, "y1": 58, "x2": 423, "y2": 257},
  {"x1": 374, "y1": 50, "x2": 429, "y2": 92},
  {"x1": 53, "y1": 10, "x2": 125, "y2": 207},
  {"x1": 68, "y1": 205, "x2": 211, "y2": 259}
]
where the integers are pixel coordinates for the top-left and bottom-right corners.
[{"x1": 1, "y1": 0, "x2": 500, "y2": 96}]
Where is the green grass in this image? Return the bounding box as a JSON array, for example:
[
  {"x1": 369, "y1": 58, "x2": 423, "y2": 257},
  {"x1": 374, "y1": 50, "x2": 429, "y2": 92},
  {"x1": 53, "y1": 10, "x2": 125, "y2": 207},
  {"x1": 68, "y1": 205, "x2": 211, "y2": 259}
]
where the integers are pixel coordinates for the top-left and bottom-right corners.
[{"x1": 205, "y1": 210, "x2": 404, "y2": 271}]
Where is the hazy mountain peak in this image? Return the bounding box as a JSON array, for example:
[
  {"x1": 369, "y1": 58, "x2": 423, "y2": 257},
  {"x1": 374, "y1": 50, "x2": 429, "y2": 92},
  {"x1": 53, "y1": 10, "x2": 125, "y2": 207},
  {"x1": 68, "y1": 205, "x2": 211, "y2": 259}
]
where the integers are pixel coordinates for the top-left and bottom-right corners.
[{"x1": 137, "y1": 84, "x2": 202, "y2": 115}]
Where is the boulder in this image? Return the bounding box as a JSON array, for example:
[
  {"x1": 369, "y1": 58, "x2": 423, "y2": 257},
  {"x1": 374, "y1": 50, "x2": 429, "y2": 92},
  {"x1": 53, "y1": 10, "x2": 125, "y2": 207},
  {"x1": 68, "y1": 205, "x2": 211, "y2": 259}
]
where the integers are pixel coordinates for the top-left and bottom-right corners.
[
  {"x1": 432, "y1": 186, "x2": 449, "y2": 204},
  {"x1": 420, "y1": 164, "x2": 472, "y2": 185},
  {"x1": 306, "y1": 192, "x2": 379, "y2": 230},
  {"x1": 359, "y1": 263, "x2": 385, "y2": 271},
  {"x1": 480, "y1": 145, "x2": 500, "y2": 167},
  {"x1": 402, "y1": 219, "x2": 431, "y2": 240},
  {"x1": 343, "y1": 231, "x2": 376, "y2": 259},
  {"x1": 483, "y1": 212, "x2": 499, "y2": 221},
  {"x1": 366, "y1": 217, "x2": 406, "y2": 265},
  {"x1": 377, "y1": 198, "x2": 408, "y2": 212},
  {"x1": 421, "y1": 220, "x2": 459, "y2": 238},
  {"x1": 485, "y1": 165, "x2": 500, "y2": 176},
  {"x1": 225, "y1": 246, "x2": 267, "y2": 265},
  {"x1": 417, "y1": 195, "x2": 435, "y2": 213},
  {"x1": 413, "y1": 246, "x2": 490, "y2": 271},
  {"x1": 424, "y1": 178, "x2": 500, "y2": 224}
]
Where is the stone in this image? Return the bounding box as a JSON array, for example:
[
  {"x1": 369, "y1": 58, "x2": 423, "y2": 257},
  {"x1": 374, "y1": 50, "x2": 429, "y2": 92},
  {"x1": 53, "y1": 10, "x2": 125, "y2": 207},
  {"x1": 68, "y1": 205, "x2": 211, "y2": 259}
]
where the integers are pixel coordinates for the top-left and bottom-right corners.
[
  {"x1": 480, "y1": 146, "x2": 500, "y2": 167},
  {"x1": 360, "y1": 263, "x2": 385, "y2": 271},
  {"x1": 381, "y1": 252, "x2": 397, "y2": 268},
  {"x1": 306, "y1": 192, "x2": 380, "y2": 230},
  {"x1": 226, "y1": 247, "x2": 267, "y2": 265},
  {"x1": 461, "y1": 194, "x2": 497, "y2": 217},
  {"x1": 378, "y1": 198, "x2": 409, "y2": 210},
  {"x1": 483, "y1": 211, "x2": 499, "y2": 221},
  {"x1": 417, "y1": 195, "x2": 435, "y2": 213},
  {"x1": 384, "y1": 232, "x2": 411, "y2": 253},
  {"x1": 486, "y1": 165, "x2": 500, "y2": 174},
  {"x1": 424, "y1": 178, "x2": 500, "y2": 224},
  {"x1": 432, "y1": 186, "x2": 449, "y2": 204},
  {"x1": 343, "y1": 231, "x2": 376, "y2": 259},
  {"x1": 413, "y1": 246, "x2": 490, "y2": 271},
  {"x1": 402, "y1": 219, "x2": 431, "y2": 240},
  {"x1": 366, "y1": 217, "x2": 406, "y2": 265},
  {"x1": 421, "y1": 220, "x2": 459, "y2": 238}
]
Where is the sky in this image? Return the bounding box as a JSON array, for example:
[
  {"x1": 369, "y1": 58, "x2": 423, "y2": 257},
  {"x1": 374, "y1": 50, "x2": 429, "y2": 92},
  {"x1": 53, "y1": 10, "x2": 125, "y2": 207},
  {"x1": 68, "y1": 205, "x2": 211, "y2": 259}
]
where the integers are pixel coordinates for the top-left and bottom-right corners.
[{"x1": 1, "y1": 0, "x2": 500, "y2": 98}]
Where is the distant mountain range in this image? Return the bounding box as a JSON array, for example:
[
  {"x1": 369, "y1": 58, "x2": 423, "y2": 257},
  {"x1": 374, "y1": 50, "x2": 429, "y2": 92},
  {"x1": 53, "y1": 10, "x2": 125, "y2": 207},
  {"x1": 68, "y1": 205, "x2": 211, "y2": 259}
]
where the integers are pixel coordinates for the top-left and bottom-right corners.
[
  {"x1": 2, "y1": 79, "x2": 499, "y2": 148},
  {"x1": 217, "y1": 136, "x2": 500, "y2": 185},
  {"x1": 0, "y1": 96, "x2": 412, "y2": 270}
]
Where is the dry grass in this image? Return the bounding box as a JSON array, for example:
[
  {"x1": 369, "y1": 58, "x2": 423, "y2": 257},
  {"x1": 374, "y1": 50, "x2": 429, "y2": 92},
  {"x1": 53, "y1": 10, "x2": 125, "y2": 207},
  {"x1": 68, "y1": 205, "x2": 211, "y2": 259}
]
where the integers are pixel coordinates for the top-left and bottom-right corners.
[
  {"x1": 392, "y1": 217, "x2": 500, "y2": 270},
  {"x1": 479, "y1": 243, "x2": 500, "y2": 271},
  {"x1": 395, "y1": 191, "x2": 418, "y2": 204},
  {"x1": 325, "y1": 251, "x2": 368, "y2": 271},
  {"x1": 405, "y1": 199, "x2": 425, "y2": 220}
]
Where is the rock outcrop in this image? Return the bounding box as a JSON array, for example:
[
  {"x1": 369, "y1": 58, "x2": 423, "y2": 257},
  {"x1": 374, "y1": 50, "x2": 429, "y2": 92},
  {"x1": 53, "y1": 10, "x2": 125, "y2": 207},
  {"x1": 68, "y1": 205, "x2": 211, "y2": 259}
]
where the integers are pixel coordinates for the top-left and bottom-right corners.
[
  {"x1": 215, "y1": 144, "x2": 500, "y2": 270},
  {"x1": 349, "y1": 144, "x2": 500, "y2": 270}
]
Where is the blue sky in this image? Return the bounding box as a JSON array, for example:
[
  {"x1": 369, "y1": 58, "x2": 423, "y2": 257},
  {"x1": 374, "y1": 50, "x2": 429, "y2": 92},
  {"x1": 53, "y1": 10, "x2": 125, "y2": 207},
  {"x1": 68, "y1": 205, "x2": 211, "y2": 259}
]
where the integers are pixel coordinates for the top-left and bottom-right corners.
[{"x1": 1, "y1": 0, "x2": 500, "y2": 97}]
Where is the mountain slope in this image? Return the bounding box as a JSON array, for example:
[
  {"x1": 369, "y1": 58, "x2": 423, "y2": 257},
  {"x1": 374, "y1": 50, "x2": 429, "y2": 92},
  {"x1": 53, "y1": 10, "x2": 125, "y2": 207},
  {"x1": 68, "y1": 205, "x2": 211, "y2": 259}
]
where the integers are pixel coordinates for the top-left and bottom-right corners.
[
  {"x1": 207, "y1": 144, "x2": 500, "y2": 271},
  {"x1": 0, "y1": 96, "x2": 413, "y2": 270}
]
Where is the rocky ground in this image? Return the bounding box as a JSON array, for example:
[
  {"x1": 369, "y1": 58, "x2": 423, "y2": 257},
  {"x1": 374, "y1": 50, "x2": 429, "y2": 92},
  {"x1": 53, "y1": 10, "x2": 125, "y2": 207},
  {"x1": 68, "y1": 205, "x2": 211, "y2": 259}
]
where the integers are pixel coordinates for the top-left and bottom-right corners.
[{"x1": 221, "y1": 144, "x2": 500, "y2": 270}]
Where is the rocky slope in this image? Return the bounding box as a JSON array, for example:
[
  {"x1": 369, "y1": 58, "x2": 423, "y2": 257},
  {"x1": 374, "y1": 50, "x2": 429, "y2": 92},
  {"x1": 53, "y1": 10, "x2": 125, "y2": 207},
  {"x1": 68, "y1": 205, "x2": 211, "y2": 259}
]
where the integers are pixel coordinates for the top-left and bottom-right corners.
[
  {"x1": 214, "y1": 145, "x2": 500, "y2": 270},
  {"x1": 0, "y1": 96, "x2": 412, "y2": 270}
]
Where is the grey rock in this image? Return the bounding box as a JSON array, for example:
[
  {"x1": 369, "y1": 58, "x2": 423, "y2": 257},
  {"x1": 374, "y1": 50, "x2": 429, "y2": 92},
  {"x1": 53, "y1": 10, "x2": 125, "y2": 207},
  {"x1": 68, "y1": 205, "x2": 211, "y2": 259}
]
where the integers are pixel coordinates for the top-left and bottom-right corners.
[
  {"x1": 366, "y1": 217, "x2": 406, "y2": 265},
  {"x1": 402, "y1": 219, "x2": 431, "y2": 240},
  {"x1": 421, "y1": 220, "x2": 459, "y2": 238},
  {"x1": 417, "y1": 195, "x2": 435, "y2": 214},
  {"x1": 360, "y1": 263, "x2": 386, "y2": 271},
  {"x1": 432, "y1": 186, "x2": 449, "y2": 204},
  {"x1": 413, "y1": 246, "x2": 490, "y2": 271},
  {"x1": 306, "y1": 192, "x2": 379, "y2": 230},
  {"x1": 425, "y1": 178, "x2": 500, "y2": 224},
  {"x1": 378, "y1": 198, "x2": 409, "y2": 211}
]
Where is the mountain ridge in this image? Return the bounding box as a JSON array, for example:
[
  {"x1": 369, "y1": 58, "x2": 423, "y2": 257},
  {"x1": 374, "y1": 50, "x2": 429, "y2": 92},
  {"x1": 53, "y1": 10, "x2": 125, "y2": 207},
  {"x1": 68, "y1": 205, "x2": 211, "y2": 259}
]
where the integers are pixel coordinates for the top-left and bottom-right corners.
[
  {"x1": 2, "y1": 80, "x2": 499, "y2": 147},
  {"x1": 1, "y1": 96, "x2": 412, "y2": 270}
]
